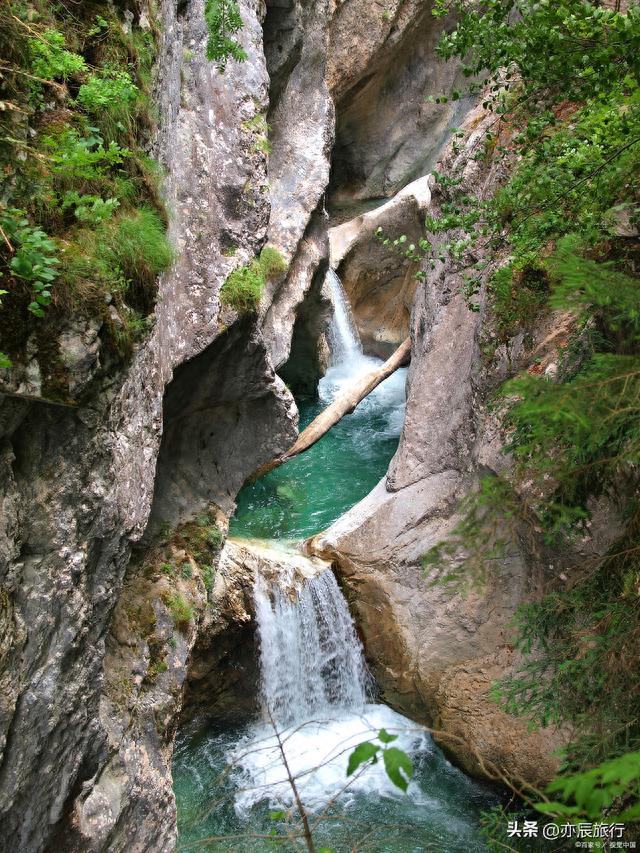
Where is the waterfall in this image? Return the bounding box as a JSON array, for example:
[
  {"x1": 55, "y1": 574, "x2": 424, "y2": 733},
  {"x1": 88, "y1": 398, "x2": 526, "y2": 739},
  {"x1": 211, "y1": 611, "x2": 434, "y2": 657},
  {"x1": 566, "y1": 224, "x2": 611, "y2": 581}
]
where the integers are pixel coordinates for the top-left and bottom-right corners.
[
  {"x1": 321, "y1": 269, "x2": 381, "y2": 403},
  {"x1": 326, "y1": 269, "x2": 363, "y2": 365},
  {"x1": 255, "y1": 569, "x2": 371, "y2": 726}
]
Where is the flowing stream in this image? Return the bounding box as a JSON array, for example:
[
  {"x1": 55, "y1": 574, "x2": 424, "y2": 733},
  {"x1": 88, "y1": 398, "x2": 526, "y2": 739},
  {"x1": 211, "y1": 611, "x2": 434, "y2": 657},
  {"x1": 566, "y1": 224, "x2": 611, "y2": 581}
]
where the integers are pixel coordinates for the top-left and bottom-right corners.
[{"x1": 173, "y1": 274, "x2": 498, "y2": 850}]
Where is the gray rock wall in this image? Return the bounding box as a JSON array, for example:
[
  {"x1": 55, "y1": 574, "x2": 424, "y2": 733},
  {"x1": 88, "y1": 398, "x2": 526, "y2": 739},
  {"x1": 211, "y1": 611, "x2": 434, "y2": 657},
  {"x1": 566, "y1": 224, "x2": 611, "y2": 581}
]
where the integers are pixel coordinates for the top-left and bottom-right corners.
[{"x1": 0, "y1": 0, "x2": 297, "y2": 848}]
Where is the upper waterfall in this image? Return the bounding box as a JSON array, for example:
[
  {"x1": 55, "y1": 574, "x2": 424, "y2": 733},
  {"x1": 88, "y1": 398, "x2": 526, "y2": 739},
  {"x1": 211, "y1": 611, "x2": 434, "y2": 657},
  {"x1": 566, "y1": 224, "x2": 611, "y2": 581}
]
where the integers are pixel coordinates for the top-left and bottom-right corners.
[
  {"x1": 255, "y1": 569, "x2": 371, "y2": 726},
  {"x1": 326, "y1": 269, "x2": 363, "y2": 365}
]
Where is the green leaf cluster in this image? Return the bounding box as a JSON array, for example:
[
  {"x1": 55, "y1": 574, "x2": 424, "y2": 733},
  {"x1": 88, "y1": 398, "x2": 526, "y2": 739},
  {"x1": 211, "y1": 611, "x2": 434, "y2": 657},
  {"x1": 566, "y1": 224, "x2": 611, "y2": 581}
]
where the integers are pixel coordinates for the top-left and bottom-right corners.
[
  {"x1": 0, "y1": 208, "x2": 58, "y2": 318},
  {"x1": 538, "y1": 751, "x2": 640, "y2": 823},
  {"x1": 28, "y1": 28, "x2": 86, "y2": 80},
  {"x1": 204, "y1": 0, "x2": 247, "y2": 72},
  {"x1": 347, "y1": 728, "x2": 414, "y2": 793}
]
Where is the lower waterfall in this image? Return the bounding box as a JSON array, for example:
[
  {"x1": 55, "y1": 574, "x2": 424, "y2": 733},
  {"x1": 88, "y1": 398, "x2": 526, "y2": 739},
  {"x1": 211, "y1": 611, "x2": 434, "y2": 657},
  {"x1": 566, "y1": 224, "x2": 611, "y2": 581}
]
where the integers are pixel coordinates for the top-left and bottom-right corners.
[
  {"x1": 173, "y1": 568, "x2": 499, "y2": 851},
  {"x1": 254, "y1": 569, "x2": 371, "y2": 725}
]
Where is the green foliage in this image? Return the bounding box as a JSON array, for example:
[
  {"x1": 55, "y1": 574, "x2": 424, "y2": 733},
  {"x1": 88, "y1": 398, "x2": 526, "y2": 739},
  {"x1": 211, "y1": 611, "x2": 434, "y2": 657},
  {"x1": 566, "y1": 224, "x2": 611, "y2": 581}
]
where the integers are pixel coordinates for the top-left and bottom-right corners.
[
  {"x1": 0, "y1": 1, "x2": 167, "y2": 383},
  {"x1": 43, "y1": 128, "x2": 130, "y2": 184},
  {"x1": 0, "y1": 207, "x2": 59, "y2": 317},
  {"x1": 220, "y1": 246, "x2": 287, "y2": 312},
  {"x1": 147, "y1": 657, "x2": 168, "y2": 679},
  {"x1": 433, "y1": 1, "x2": 640, "y2": 103},
  {"x1": 202, "y1": 564, "x2": 215, "y2": 593},
  {"x1": 536, "y1": 751, "x2": 640, "y2": 822},
  {"x1": 504, "y1": 354, "x2": 640, "y2": 527},
  {"x1": 204, "y1": 0, "x2": 247, "y2": 72},
  {"x1": 76, "y1": 67, "x2": 140, "y2": 141},
  {"x1": 77, "y1": 69, "x2": 138, "y2": 114},
  {"x1": 58, "y1": 208, "x2": 172, "y2": 320},
  {"x1": 61, "y1": 192, "x2": 120, "y2": 225},
  {"x1": 164, "y1": 593, "x2": 194, "y2": 633},
  {"x1": 28, "y1": 29, "x2": 86, "y2": 80},
  {"x1": 493, "y1": 88, "x2": 640, "y2": 261},
  {"x1": 347, "y1": 729, "x2": 413, "y2": 792},
  {"x1": 149, "y1": 509, "x2": 224, "y2": 599},
  {"x1": 495, "y1": 532, "x2": 640, "y2": 765},
  {"x1": 382, "y1": 748, "x2": 414, "y2": 793},
  {"x1": 101, "y1": 208, "x2": 173, "y2": 291}
]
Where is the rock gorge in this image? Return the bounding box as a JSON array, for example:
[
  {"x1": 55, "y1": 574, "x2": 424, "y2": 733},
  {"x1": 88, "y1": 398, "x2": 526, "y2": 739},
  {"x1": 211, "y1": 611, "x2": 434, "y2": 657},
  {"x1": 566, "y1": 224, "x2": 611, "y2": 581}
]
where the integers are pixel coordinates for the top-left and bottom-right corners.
[{"x1": 0, "y1": 0, "x2": 599, "y2": 850}]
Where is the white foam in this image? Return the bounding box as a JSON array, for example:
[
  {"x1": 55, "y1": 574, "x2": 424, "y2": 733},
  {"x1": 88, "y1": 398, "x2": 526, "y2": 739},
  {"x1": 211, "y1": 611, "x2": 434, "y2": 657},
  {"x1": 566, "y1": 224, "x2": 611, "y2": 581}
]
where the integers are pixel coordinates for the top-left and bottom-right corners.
[{"x1": 228, "y1": 703, "x2": 433, "y2": 816}]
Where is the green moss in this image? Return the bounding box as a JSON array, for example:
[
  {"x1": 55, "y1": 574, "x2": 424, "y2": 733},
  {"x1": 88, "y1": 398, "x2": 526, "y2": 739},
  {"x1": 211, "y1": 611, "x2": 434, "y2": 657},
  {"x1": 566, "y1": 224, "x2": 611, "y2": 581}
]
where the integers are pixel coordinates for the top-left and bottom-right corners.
[
  {"x1": 162, "y1": 592, "x2": 194, "y2": 633},
  {"x1": 145, "y1": 633, "x2": 169, "y2": 682},
  {"x1": 220, "y1": 263, "x2": 264, "y2": 311},
  {"x1": 220, "y1": 246, "x2": 287, "y2": 312},
  {"x1": 124, "y1": 600, "x2": 157, "y2": 638},
  {"x1": 258, "y1": 245, "x2": 287, "y2": 279}
]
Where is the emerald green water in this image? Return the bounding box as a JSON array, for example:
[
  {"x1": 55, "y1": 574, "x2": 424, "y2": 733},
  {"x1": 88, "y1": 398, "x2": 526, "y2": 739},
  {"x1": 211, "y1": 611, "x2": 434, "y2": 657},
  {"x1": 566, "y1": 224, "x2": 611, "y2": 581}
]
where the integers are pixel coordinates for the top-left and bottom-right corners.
[
  {"x1": 173, "y1": 706, "x2": 499, "y2": 853},
  {"x1": 230, "y1": 360, "x2": 408, "y2": 541}
]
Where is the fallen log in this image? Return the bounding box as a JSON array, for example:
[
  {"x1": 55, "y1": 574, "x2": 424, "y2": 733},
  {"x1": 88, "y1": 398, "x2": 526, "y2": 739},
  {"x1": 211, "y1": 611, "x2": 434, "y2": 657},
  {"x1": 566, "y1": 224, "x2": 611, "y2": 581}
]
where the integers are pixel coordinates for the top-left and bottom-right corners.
[{"x1": 253, "y1": 336, "x2": 411, "y2": 479}]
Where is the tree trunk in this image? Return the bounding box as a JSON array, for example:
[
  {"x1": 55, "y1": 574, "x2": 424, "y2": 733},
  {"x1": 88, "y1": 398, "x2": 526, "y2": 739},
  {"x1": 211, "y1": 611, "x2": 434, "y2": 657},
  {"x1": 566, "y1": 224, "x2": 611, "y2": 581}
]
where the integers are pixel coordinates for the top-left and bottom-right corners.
[{"x1": 253, "y1": 337, "x2": 411, "y2": 479}]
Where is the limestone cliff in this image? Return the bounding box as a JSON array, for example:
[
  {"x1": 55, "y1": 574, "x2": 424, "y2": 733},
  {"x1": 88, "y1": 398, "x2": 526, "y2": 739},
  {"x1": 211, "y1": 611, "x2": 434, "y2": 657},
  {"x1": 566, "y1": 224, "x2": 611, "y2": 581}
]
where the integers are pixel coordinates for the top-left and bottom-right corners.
[{"x1": 0, "y1": 0, "x2": 295, "y2": 848}]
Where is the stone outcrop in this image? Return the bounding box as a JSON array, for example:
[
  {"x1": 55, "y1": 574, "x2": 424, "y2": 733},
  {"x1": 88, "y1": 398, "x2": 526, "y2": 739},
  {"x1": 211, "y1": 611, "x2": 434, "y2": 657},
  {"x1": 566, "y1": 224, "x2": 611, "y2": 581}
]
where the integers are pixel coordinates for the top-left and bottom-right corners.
[
  {"x1": 328, "y1": 2, "x2": 468, "y2": 202},
  {"x1": 328, "y1": 176, "x2": 431, "y2": 356}
]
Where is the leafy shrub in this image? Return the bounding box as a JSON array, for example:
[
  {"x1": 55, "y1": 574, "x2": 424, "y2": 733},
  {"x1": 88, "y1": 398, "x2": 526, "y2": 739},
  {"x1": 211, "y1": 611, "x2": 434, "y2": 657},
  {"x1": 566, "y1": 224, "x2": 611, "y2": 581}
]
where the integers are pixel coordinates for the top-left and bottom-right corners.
[
  {"x1": 77, "y1": 68, "x2": 139, "y2": 130},
  {"x1": 43, "y1": 128, "x2": 130, "y2": 185},
  {"x1": 204, "y1": 0, "x2": 247, "y2": 71},
  {"x1": 419, "y1": 2, "x2": 640, "y2": 823},
  {"x1": 0, "y1": 207, "x2": 59, "y2": 317},
  {"x1": 61, "y1": 192, "x2": 120, "y2": 225},
  {"x1": 28, "y1": 29, "x2": 86, "y2": 80},
  {"x1": 536, "y1": 751, "x2": 640, "y2": 823}
]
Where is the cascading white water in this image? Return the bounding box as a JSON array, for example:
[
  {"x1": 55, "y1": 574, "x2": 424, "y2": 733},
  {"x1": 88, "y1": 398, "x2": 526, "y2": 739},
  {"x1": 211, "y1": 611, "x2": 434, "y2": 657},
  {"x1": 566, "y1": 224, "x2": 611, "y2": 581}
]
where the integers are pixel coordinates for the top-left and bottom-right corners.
[
  {"x1": 228, "y1": 569, "x2": 433, "y2": 815},
  {"x1": 254, "y1": 569, "x2": 371, "y2": 726},
  {"x1": 325, "y1": 268, "x2": 363, "y2": 364},
  {"x1": 174, "y1": 567, "x2": 497, "y2": 848},
  {"x1": 320, "y1": 269, "x2": 387, "y2": 404}
]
